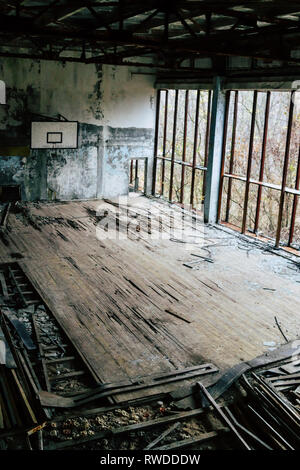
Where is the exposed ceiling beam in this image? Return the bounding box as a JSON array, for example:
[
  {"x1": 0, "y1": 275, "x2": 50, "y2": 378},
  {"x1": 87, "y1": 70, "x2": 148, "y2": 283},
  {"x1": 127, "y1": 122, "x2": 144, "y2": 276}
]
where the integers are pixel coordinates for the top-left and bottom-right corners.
[
  {"x1": 1, "y1": 11, "x2": 299, "y2": 51},
  {"x1": 123, "y1": 2, "x2": 300, "y2": 35},
  {"x1": 81, "y1": 0, "x2": 159, "y2": 30},
  {"x1": 33, "y1": 1, "x2": 90, "y2": 27},
  {"x1": 0, "y1": 1, "x2": 300, "y2": 69}
]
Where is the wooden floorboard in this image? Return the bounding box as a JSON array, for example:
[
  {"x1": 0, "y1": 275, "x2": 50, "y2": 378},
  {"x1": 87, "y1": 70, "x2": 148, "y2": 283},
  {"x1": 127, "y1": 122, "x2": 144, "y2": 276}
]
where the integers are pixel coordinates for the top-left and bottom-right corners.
[{"x1": 0, "y1": 196, "x2": 299, "y2": 402}]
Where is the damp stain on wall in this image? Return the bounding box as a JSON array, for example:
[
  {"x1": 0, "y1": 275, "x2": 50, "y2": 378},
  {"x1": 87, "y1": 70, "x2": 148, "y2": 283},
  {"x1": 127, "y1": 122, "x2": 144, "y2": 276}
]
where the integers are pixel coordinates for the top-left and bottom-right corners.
[{"x1": 0, "y1": 59, "x2": 156, "y2": 201}]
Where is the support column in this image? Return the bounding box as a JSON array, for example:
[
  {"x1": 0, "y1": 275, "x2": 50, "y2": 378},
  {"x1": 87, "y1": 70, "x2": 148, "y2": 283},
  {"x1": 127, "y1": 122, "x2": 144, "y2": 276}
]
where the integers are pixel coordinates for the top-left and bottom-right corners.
[{"x1": 204, "y1": 76, "x2": 227, "y2": 224}]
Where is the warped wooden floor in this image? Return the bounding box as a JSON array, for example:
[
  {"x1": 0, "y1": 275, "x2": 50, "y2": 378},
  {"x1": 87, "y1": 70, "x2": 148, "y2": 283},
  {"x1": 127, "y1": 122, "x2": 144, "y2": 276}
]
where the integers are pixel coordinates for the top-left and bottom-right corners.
[{"x1": 0, "y1": 195, "x2": 299, "y2": 401}]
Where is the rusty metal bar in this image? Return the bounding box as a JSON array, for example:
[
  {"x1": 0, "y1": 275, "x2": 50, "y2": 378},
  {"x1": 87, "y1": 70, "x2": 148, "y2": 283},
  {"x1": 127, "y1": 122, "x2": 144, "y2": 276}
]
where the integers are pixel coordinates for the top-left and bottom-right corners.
[
  {"x1": 180, "y1": 90, "x2": 189, "y2": 204},
  {"x1": 222, "y1": 173, "x2": 300, "y2": 195},
  {"x1": 157, "y1": 156, "x2": 206, "y2": 171},
  {"x1": 242, "y1": 90, "x2": 258, "y2": 234},
  {"x1": 288, "y1": 146, "x2": 300, "y2": 246},
  {"x1": 169, "y1": 90, "x2": 179, "y2": 202},
  {"x1": 254, "y1": 91, "x2": 271, "y2": 233},
  {"x1": 216, "y1": 90, "x2": 231, "y2": 222},
  {"x1": 197, "y1": 382, "x2": 252, "y2": 450},
  {"x1": 225, "y1": 90, "x2": 238, "y2": 222},
  {"x1": 202, "y1": 90, "x2": 212, "y2": 204},
  {"x1": 161, "y1": 90, "x2": 168, "y2": 196},
  {"x1": 152, "y1": 89, "x2": 161, "y2": 195},
  {"x1": 190, "y1": 90, "x2": 201, "y2": 208},
  {"x1": 247, "y1": 405, "x2": 293, "y2": 450},
  {"x1": 275, "y1": 91, "x2": 295, "y2": 248}
]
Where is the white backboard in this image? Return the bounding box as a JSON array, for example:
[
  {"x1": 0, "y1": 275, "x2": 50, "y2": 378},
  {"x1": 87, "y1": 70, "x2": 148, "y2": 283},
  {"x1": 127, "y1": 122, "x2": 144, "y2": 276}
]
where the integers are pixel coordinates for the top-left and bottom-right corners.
[{"x1": 31, "y1": 121, "x2": 78, "y2": 149}]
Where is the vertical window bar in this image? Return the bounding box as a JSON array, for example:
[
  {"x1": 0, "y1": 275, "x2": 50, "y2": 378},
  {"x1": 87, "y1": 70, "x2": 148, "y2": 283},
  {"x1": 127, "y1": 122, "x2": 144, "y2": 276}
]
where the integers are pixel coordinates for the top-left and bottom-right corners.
[
  {"x1": 242, "y1": 91, "x2": 258, "y2": 234},
  {"x1": 217, "y1": 91, "x2": 231, "y2": 222},
  {"x1": 169, "y1": 89, "x2": 179, "y2": 202},
  {"x1": 225, "y1": 90, "x2": 238, "y2": 222},
  {"x1": 180, "y1": 90, "x2": 189, "y2": 204},
  {"x1": 161, "y1": 90, "x2": 168, "y2": 196},
  {"x1": 275, "y1": 91, "x2": 295, "y2": 248},
  {"x1": 130, "y1": 159, "x2": 134, "y2": 184},
  {"x1": 288, "y1": 146, "x2": 300, "y2": 247},
  {"x1": 202, "y1": 90, "x2": 212, "y2": 203},
  {"x1": 152, "y1": 89, "x2": 161, "y2": 195},
  {"x1": 190, "y1": 90, "x2": 201, "y2": 208},
  {"x1": 254, "y1": 91, "x2": 271, "y2": 233}
]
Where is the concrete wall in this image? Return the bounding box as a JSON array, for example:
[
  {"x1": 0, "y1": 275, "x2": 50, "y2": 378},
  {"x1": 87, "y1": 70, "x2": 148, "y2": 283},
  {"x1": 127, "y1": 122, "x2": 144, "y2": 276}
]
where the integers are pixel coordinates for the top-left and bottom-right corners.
[{"x1": 0, "y1": 59, "x2": 156, "y2": 201}]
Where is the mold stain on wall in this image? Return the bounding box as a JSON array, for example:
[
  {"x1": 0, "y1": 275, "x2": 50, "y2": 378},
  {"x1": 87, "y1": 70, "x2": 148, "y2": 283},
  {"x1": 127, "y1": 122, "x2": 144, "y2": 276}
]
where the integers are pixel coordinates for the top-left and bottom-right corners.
[{"x1": 0, "y1": 59, "x2": 156, "y2": 201}]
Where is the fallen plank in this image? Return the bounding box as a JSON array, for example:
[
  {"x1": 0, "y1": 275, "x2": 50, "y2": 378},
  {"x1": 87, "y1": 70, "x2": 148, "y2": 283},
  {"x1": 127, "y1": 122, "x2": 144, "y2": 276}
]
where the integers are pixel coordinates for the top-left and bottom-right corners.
[
  {"x1": 280, "y1": 360, "x2": 300, "y2": 374},
  {"x1": 224, "y1": 406, "x2": 273, "y2": 450},
  {"x1": 268, "y1": 372, "x2": 300, "y2": 382},
  {"x1": 197, "y1": 382, "x2": 251, "y2": 450},
  {"x1": 39, "y1": 363, "x2": 218, "y2": 408},
  {"x1": 49, "y1": 370, "x2": 85, "y2": 382},
  {"x1": 45, "y1": 356, "x2": 76, "y2": 365},
  {"x1": 144, "y1": 422, "x2": 180, "y2": 450},
  {"x1": 11, "y1": 369, "x2": 37, "y2": 425},
  {"x1": 153, "y1": 429, "x2": 228, "y2": 450},
  {"x1": 3, "y1": 310, "x2": 36, "y2": 351},
  {"x1": 39, "y1": 391, "x2": 74, "y2": 408},
  {"x1": 204, "y1": 363, "x2": 251, "y2": 404},
  {"x1": 205, "y1": 339, "x2": 300, "y2": 402}
]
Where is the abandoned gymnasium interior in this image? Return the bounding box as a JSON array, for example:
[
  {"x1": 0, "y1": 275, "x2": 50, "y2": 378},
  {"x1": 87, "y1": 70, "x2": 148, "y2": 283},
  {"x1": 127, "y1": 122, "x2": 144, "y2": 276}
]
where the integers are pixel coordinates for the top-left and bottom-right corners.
[{"x1": 0, "y1": 0, "x2": 300, "y2": 454}]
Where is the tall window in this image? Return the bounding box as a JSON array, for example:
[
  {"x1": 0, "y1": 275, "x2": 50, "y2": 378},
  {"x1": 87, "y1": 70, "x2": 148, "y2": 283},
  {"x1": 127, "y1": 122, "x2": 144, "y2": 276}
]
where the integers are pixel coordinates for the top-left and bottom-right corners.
[
  {"x1": 153, "y1": 89, "x2": 212, "y2": 211},
  {"x1": 218, "y1": 90, "x2": 300, "y2": 252}
]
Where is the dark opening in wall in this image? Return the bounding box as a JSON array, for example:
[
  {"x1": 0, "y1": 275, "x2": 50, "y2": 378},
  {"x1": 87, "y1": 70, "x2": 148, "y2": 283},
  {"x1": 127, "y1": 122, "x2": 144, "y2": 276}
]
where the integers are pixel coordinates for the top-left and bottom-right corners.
[{"x1": 0, "y1": 185, "x2": 21, "y2": 202}]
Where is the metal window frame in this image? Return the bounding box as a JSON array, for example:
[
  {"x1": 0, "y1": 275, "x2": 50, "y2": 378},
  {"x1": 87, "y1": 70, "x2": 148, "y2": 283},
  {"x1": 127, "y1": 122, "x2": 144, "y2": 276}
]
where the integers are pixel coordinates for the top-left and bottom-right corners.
[
  {"x1": 217, "y1": 89, "x2": 299, "y2": 252},
  {"x1": 152, "y1": 88, "x2": 212, "y2": 211}
]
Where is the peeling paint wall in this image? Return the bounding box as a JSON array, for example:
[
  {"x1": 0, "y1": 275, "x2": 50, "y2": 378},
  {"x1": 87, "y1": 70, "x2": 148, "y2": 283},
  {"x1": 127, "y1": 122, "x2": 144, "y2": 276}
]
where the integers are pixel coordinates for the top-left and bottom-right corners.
[
  {"x1": 47, "y1": 123, "x2": 101, "y2": 200},
  {"x1": 103, "y1": 126, "x2": 154, "y2": 198},
  {"x1": 0, "y1": 59, "x2": 155, "y2": 201},
  {"x1": 100, "y1": 66, "x2": 155, "y2": 197}
]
